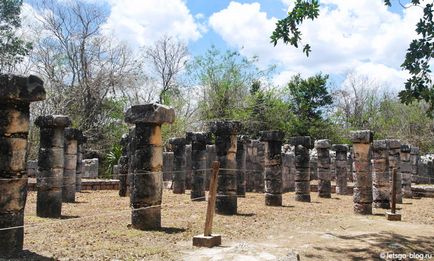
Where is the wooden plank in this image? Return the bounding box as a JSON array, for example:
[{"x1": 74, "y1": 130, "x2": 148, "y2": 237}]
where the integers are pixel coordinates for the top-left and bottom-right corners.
[{"x1": 204, "y1": 161, "x2": 220, "y2": 236}]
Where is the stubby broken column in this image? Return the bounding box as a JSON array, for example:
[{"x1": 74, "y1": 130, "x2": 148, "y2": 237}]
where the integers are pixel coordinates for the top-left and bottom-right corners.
[
  {"x1": 0, "y1": 74, "x2": 45, "y2": 257},
  {"x1": 35, "y1": 115, "x2": 71, "y2": 218},
  {"x1": 260, "y1": 131, "x2": 284, "y2": 206},
  {"x1": 187, "y1": 132, "x2": 210, "y2": 201},
  {"x1": 350, "y1": 130, "x2": 373, "y2": 215},
  {"x1": 372, "y1": 140, "x2": 390, "y2": 209},
  {"x1": 63, "y1": 128, "x2": 80, "y2": 202},
  {"x1": 333, "y1": 144, "x2": 348, "y2": 195},
  {"x1": 209, "y1": 121, "x2": 241, "y2": 215},
  {"x1": 410, "y1": 147, "x2": 419, "y2": 184},
  {"x1": 125, "y1": 104, "x2": 174, "y2": 230},
  {"x1": 315, "y1": 139, "x2": 332, "y2": 198},
  {"x1": 400, "y1": 144, "x2": 412, "y2": 198},
  {"x1": 169, "y1": 137, "x2": 187, "y2": 194},
  {"x1": 290, "y1": 136, "x2": 312, "y2": 202},
  {"x1": 387, "y1": 139, "x2": 402, "y2": 204},
  {"x1": 118, "y1": 133, "x2": 129, "y2": 197},
  {"x1": 75, "y1": 131, "x2": 86, "y2": 192},
  {"x1": 236, "y1": 135, "x2": 247, "y2": 197}
]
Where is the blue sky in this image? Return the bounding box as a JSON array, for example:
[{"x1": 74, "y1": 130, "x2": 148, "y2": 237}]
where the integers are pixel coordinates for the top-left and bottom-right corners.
[{"x1": 24, "y1": 0, "x2": 420, "y2": 90}]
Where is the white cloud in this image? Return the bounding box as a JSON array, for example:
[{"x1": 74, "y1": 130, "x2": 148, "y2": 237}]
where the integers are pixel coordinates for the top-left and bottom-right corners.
[
  {"x1": 209, "y1": 1, "x2": 425, "y2": 90},
  {"x1": 103, "y1": 0, "x2": 204, "y2": 48}
]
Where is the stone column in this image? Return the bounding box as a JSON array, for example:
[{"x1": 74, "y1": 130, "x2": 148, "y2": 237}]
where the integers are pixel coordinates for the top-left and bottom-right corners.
[
  {"x1": 187, "y1": 132, "x2": 210, "y2": 201},
  {"x1": 253, "y1": 140, "x2": 265, "y2": 192},
  {"x1": 387, "y1": 139, "x2": 402, "y2": 204},
  {"x1": 206, "y1": 144, "x2": 216, "y2": 190},
  {"x1": 75, "y1": 131, "x2": 86, "y2": 192},
  {"x1": 310, "y1": 151, "x2": 318, "y2": 181},
  {"x1": 260, "y1": 131, "x2": 284, "y2": 206},
  {"x1": 163, "y1": 152, "x2": 174, "y2": 182},
  {"x1": 27, "y1": 160, "x2": 38, "y2": 177},
  {"x1": 350, "y1": 130, "x2": 373, "y2": 215},
  {"x1": 236, "y1": 135, "x2": 247, "y2": 197},
  {"x1": 347, "y1": 146, "x2": 354, "y2": 182},
  {"x1": 245, "y1": 140, "x2": 255, "y2": 192},
  {"x1": 0, "y1": 74, "x2": 45, "y2": 257},
  {"x1": 410, "y1": 147, "x2": 419, "y2": 183},
  {"x1": 185, "y1": 144, "x2": 192, "y2": 190},
  {"x1": 290, "y1": 136, "x2": 312, "y2": 202},
  {"x1": 282, "y1": 145, "x2": 295, "y2": 192},
  {"x1": 35, "y1": 115, "x2": 71, "y2": 218},
  {"x1": 125, "y1": 104, "x2": 174, "y2": 230},
  {"x1": 372, "y1": 140, "x2": 390, "y2": 209},
  {"x1": 315, "y1": 139, "x2": 332, "y2": 198},
  {"x1": 118, "y1": 133, "x2": 129, "y2": 197},
  {"x1": 127, "y1": 127, "x2": 136, "y2": 196},
  {"x1": 63, "y1": 128, "x2": 80, "y2": 202},
  {"x1": 169, "y1": 137, "x2": 187, "y2": 194},
  {"x1": 400, "y1": 144, "x2": 412, "y2": 198},
  {"x1": 209, "y1": 121, "x2": 241, "y2": 215},
  {"x1": 333, "y1": 144, "x2": 348, "y2": 195}
]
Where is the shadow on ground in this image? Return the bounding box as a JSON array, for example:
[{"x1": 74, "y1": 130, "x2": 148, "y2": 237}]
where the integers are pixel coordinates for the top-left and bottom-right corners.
[{"x1": 3, "y1": 250, "x2": 54, "y2": 261}]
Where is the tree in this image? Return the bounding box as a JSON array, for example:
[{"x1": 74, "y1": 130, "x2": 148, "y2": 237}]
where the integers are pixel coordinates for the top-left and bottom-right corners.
[
  {"x1": 285, "y1": 73, "x2": 333, "y2": 136},
  {"x1": 271, "y1": 0, "x2": 434, "y2": 115},
  {"x1": 0, "y1": 0, "x2": 32, "y2": 72},
  {"x1": 143, "y1": 35, "x2": 188, "y2": 104}
]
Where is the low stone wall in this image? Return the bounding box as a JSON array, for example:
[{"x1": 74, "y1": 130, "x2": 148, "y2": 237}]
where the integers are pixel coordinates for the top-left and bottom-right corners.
[{"x1": 28, "y1": 178, "x2": 119, "y2": 191}]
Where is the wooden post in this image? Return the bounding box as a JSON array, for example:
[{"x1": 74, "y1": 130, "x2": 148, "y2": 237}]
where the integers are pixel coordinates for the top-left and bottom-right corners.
[
  {"x1": 386, "y1": 168, "x2": 401, "y2": 221},
  {"x1": 193, "y1": 161, "x2": 222, "y2": 247}
]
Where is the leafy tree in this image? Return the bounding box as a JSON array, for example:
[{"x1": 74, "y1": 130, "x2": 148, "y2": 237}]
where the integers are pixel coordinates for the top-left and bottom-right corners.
[
  {"x1": 271, "y1": 0, "x2": 434, "y2": 115},
  {"x1": 0, "y1": 0, "x2": 32, "y2": 71}
]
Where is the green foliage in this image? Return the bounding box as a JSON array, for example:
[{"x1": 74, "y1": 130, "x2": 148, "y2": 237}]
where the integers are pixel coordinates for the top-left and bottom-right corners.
[
  {"x1": 105, "y1": 143, "x2": 122, "y2": 178},
  {"x1": 270, "y1": 0, "x2": 319, "y2": 56},
  {"x1": 0, "y1": 0, "x2": 32, "y2": 71}
]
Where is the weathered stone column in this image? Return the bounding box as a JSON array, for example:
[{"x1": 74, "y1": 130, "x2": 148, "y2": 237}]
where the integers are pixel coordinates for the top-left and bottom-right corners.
[
  {"x1": 163, "y1": 152, "x2": 174, "y2": 182},
  {"x1": 400, "y1": 144, "x2": 412, "y2": 198},
  {"x1": 310, "y1": 151, "x2": 318, "y2": 181},
  {"x1": 347, "y1": 146, "x2": 354, "y2": 182},
  {"x1": 63, "y1": 128, "x2": 80, "y2": 202},
  {"x1": 290, "y1": 136, "x2": 312, "y2": 202},
  {"x1": 206, "y1": 144, "x2": 216, "y2": 190},
  {"x1": 118, "y1": 133, "x2": 129, "y2": 197},
  {"x1": 410, "y1": 147, "x2": 419, "y2": 183},
  {"x1": 350, "y1": 130, "x2": 373, "y2": 215},
  {"x1": 209, "y1": 121, "x2": 241, "y2": 215},
  {"x1": 75, "y1": 131, "x2": 86, "y2": 192},
  {"x1": 236, "y1": 135, "x2": 247, "y2": 197},
  {"x1": 35, "y1": 115, "x2": 71, "y2": 218},
  {"x1": 333, "y1": 144, "x2": 348, "y2": 195},
  {"x1": 387, "y1": 139, "x2": 402, "y2": 204},
  {"x1": 315, "y1": 139, "x2": 331, "y2": 198},
  {"x1": 253, "y1": 140, "x2": 265, "y2": 192},
  {"x1": 0, "y1": 74, "x2": 45, "y2": 257},
  {"x1": 187, "y1": 132, "x2": 210, "y2": 201},
  {"x1": 372, "y1": 140, "x2": 390, "y2": 209},
  {"x1": 127, "y1": 127, "x2": 136, "y2": 196},
  {"x1": 125, "y1": 104, "x2": 174, "y2": 230},
  {"x1": 185, "y1": 144, "x2": 192, "y2": 190},
  {"x1": 245, "y1": 140, "x2": 255, "y2": 192},
  {"x1": 260, "y1": 131, "x2": 284, "y2": 206},
  {"x1": 169, "y1": 137, "x2": 187, "y2": 194}
]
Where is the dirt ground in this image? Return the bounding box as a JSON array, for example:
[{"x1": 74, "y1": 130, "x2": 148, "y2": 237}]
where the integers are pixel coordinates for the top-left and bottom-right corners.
[{"x1": 10, "y1": 189, "x2": 434, "y2": 260}]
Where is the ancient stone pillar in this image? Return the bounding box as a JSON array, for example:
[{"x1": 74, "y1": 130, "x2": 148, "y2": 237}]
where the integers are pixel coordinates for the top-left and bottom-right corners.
[
  {"x1": 347, "y1": 146, "x2": 354, "y2": 182},
  {"x1": 281, "y1": 152, "x2": 290, "y2": 193},
  {"x1": 125, "y1": 104, "x2": 174, "y2": 230},
  {"x1": 253, "y1": 140, "x2": 265, "y2": 192},
  {"x1": 236, "y1": 136, "x2": 247, "y2": 197},
  {"x1": 63, "y1": 128, "x2": 80, "y2": 202},
  {"x1": 387, "y1": 139, "x2": 402, "y2": 204},
  {"x1": 169, "y1": 137, "x2": 187, "y2": 194},
  {"x1": 27, "y1": 160, "x2": 38, "y2": 178},
  {"x1": 185, "y1": 144, "x2": 192, "y2": 190},
  {"x1": 260, "y1": 131, "x2": 284, "y2": 206},
  {"x1": 400, "y1": 144, "x2": 412, "y2": 198},
  {"x1": 187, "y1": 132, "x2": 210, "y2": 201},
  {"x1": 209, "y1": 121, "x2": 241, "y2": 215},
  {"x1": 410, "y1": 147, "x2": 419, "y2": 183},
  {"x1": 0, "y1": 74, "x2": 45, "y2": 257},
  {"x1": 315, "y1": 139, "x2": 332, "y2": 198},
  {"x1": 371, "y1": 140, "x2": 390, "y2": 209},
  {"x1": 350, "y1": 130, "x2": 373, "y2": 215},
  {"x1": 75, "y1": 131, "x2": 86, "y2": 192},
  {"x1": 206, "y1": 144, "x2": 216, "y2": 190},
  {"x1": 290, "y1": 136, "x2": 312, "y2": 202},
  {"x1": 245, "y1": 140, "x2": 255, "y2": 192},
  {"x1": 163, "y1": 152, "x2": 174, "y2": 182},
  {"x1": 310, "y1": 151, "x2": 318, "y2": 181},
  {"x1": 333, "y1": 144, "x2": 348, "y2": 195},
  {"x1": 118, "y1": 133, "x2": 129, "y2": 197},
  {"x1": 35, "y1": 115, "x2": 71, "y2": 218},
  {"x1": 127, "y1": 127, "x2": 136, "y2": 196}
]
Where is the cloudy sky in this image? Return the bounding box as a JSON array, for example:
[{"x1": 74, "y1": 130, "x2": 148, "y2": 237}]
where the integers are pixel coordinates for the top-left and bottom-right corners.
[{"x1": 25, "y1": 0, "x2": 423, "y2": 90}]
